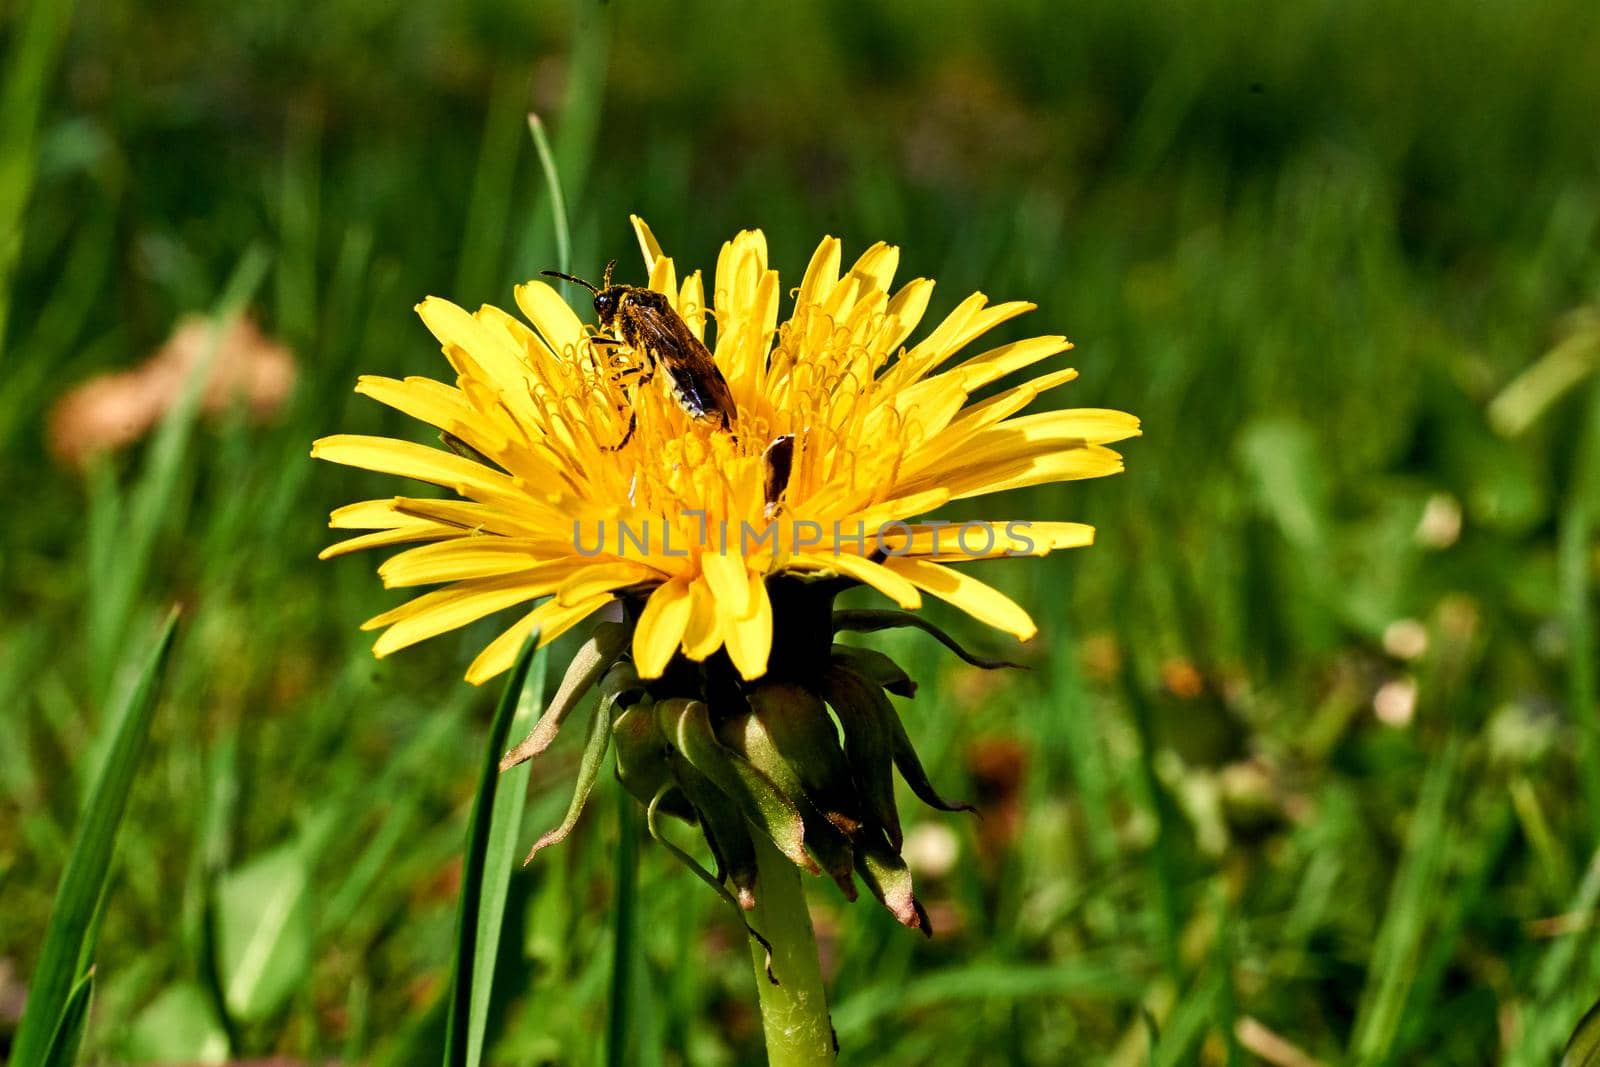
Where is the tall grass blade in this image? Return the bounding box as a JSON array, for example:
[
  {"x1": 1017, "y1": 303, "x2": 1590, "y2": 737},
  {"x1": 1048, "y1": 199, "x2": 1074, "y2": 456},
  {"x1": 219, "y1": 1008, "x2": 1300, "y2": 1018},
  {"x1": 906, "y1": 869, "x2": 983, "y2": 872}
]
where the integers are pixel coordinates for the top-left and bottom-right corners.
[
  {"x1": 443, "y1": 637, "x2": 543, "y2": 1067},
  {"x1": 39, "y1": 970, "x2": 93, "y2": 1067},
  {"x1": 1564, "y1": 992, "x2": 1600, "y2": 1067},
  {"x1": 465, "y1": 642, "x2": 547, "y2": 1067},
  {"x1": 455, "y1": 71, "x2": 525, "y2": 301},
  {"x1": 526, "y1": 114, "x2": 571, "y2": 280},
  {"x1": 606, "y1": 787, "x2": 640, "y2": 1067},
  {"x1": 0, "y1": 0, "x2": 75, "y2": 363},
  {"x1": 11, "y1": 613, "x2": 179, "y2": 1067},
  {"x1": 1564, "y1": 375, "x2": 1600, "y2": 837},
  {"x1": 1350, "y1": 737, "x2": 1459, "y2": 1062},
  {"x1": 88, "y1": 247, "x2": 270, "y2": 689}
]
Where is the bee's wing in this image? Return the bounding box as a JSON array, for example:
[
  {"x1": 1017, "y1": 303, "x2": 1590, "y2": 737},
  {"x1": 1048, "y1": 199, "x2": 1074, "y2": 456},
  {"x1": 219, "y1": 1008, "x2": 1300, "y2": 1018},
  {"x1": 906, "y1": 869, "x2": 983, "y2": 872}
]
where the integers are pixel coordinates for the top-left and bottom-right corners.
[{"x1": 636, "y1": 311, "x2": 737, "y2": 425}]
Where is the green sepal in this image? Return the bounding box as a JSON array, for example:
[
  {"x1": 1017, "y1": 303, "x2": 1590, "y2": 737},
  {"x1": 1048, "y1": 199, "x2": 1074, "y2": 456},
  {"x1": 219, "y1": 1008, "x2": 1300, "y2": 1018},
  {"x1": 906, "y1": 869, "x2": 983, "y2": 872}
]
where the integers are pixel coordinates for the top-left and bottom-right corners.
[
  {"x1": 500, "y1": 621, "x2": 628, "y2": 771},
  {"x1": 643, "y1": 786, "x2": 775, "y2": 981},
  {"x1": 830, "y1": 660, "x2": 976, "y2": 818},
  {"x1": 655, "y1": 698, "x2": 819, "y2": 875},
  {"x1": 831, "y1": 643, "x2": 916, "y2": 697},
  {"x1": 612, "y1": 700, "x2": 673, "y2": 807},
  {"x1": 722, "y1": 684, "x2": 861, "y2": 895},
  {"x1": 665, "y1": 748, "x2": 761, "y2": 909},
  {"x1": 832, "y1": 608, "x2": 1027, "y2": 670},
  {"x1": 818, "y1": 664, "x2": 905, "y2": 850},
  {"x1": 598, "y1": 658, "x2": 647, "y2": 707},
  {"x1": 855, "y1": 838, "x2": 931, "y2": 937},
  {"x1": 523, "y1": 662, "x2": 619, "y2": 862}
]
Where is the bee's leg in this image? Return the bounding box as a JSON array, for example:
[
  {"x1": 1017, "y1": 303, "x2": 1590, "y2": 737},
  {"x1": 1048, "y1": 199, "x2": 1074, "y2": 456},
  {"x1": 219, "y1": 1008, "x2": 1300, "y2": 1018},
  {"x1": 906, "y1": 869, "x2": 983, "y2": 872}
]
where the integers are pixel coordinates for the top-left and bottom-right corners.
[
  {"x1": 605, "y1": 408, "x2": 638, "y2": 452},
  {"x1": 589, "y1": 336, "x2": 629, "y2": 368}
]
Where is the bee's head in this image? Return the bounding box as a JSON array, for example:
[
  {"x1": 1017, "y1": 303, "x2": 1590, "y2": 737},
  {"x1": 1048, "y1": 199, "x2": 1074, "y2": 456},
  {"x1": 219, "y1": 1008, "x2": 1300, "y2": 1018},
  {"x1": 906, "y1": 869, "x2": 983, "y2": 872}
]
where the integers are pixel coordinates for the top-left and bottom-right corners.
[
  {"x1": 540, "y1": 259, "x2": 624, "y2": 326},
  {"x1": 593, "y1": 287, "x2": 622, "y2": 326}
]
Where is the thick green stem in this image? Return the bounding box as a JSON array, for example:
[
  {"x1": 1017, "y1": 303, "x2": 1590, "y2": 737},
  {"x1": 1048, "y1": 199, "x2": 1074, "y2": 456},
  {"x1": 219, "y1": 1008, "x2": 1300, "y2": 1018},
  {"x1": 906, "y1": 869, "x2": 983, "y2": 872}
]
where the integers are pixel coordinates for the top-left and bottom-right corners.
[
  {"x1": 747, "y1": 831, "x2": 836, "y2": 1066},
  {"x1": 606, "y1": 784, "x2": 639, "y2": 1067}
]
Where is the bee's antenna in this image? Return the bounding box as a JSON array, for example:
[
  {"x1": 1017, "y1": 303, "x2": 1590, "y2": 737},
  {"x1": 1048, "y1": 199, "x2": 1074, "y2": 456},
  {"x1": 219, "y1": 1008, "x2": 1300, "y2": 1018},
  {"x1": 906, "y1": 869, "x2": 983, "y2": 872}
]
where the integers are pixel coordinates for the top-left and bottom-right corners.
[
  {"x1": 541, "y1": 270, "x2": 598, "y2": 294},
  {"x1": 601, "y1": 259, "x2": 617, "y2": 289}
]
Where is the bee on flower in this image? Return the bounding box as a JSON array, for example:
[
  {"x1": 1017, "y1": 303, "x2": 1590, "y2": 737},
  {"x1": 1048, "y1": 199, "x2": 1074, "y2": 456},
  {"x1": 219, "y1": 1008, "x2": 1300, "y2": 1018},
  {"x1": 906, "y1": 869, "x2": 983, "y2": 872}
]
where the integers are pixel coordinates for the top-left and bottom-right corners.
[{"x1": 313, "y1": 217, "x2": 1137, "y2": 939}]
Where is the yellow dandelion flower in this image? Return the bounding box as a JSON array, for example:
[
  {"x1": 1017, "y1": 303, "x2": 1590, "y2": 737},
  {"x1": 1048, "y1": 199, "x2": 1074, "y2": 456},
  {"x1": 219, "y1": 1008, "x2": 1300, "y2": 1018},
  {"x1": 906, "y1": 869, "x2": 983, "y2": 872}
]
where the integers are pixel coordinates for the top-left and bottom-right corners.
[{"x1": 313, "y1": 217, "x2": 1138, "y2": 686}]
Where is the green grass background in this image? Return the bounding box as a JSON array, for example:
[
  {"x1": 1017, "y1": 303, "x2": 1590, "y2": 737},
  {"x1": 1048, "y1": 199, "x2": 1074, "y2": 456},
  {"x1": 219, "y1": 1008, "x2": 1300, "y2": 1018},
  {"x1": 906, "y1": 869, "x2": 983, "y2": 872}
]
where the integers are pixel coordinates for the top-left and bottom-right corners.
[{"x1": 4, "y1": 0, "x2": 1600, "y2": 1062}]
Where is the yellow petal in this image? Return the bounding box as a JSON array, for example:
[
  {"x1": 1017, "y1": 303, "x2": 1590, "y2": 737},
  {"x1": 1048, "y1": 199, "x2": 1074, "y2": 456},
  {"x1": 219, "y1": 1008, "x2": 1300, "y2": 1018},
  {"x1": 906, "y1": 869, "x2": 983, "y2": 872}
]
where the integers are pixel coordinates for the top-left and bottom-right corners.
[
  {"x1": 390, "y1": 497, "x2": 536, "y2": 539},
  {"x1": 414, "y1": 296, "x2": 530, "y2": 389},
  {"x1": 898, "y1": 367, "x2": 1082, "y2": 480},
  {"x1": 882, "y1": 277, "x2": 935, "y2": 353},
  {"x1": 320, "y1": 524, "x2": 458, "y2": 560},
  {"x1": 678, "y1": 270, "x2": 708, "y2": 341},
  {"x1": 894, "y1": 297, "x2": 1039, "y2": 387},
  {"x1": 464, "y1": 594, "x2": 614, "y2": 685},
  {"x1": 882, "y1": 558, "x2": 1037, "y2": 641},
  {"x1": 700, "y1": 550, "x2": 752, "y2": 617},
  {"x1": 464, "y1": 610, "x2": 539, "y2": 687},
  {"x1": 633, "y1": 576, "x2": 693, "y2": 678},
  {"x1": 721, "y1": 572, "x2": 772, "y2": 680},
  {"x1": 513, "y1": 279, "x2": 586, "y2": 356},
  {"x1": 849, "y1": 487, "x2": 954, "y2": 531},
  {"x1": 368, "y1": 577, "x2": 555, "y2": 657},
  {"x1": 787, "y1": 552, "x2": 921, "y2": 609},
  {"x1": 894, "y1": 445, "x2": 1125, "y2": 503},
  {"x1": 311, "y1": 435, "x2": 510, "y2": 499},
  {"x1": 647, "y1": 251, "x2": 678, "y2": 303},
  {"x1": 878, "y1": 520, "x2": 1095, "y2": 561},
  {"x1": 355, "y1": 375, "x2": 477, "y2": 434},
  {"x1": 846, "y1": 241, "x2": 899, "y2": 296},
  {"x1": 681, "y1": 577, "x2": 722, "y2": 661},
  {"x1": 941, "y1": 446, "x2": 1126, "y2": 501},
  {"x1": 537, "y1": 595, "x2": 613, "y2": 646},
  {"x1": 941, "y1": 367, "x2": 1081, "y2": 440},
  {"x1": 923, "y1": 411, "x2": 1140, "y2": 482},
  {"x1": 631, "y1": 214, "x2": 665, "y2": 269},
  {"x1": 987, "y1": 408, "x2": 1143, "y2": 446},
  {"x1": 948, "y1": 335, "x2": 1073, "y2": 393},
  {"x1": 378, "y1": 539, "x2": 557, "y2": 588},
  {"x1": 330, "y1": 498, "x2": 419, "y2": 530},
  {"x1": 796, "y1": 236, "x2": 842, "y2": 311},
  {"x1": 556, "y1": 561, "x2": 661, "y2": 606}
]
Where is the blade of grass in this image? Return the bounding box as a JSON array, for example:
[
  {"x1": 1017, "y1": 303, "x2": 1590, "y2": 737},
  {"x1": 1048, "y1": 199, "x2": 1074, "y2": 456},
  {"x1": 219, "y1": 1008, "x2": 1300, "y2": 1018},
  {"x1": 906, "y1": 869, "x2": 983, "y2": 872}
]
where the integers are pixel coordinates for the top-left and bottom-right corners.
[
  {"x1": 1350, "y1": 736, "x2": 1460, "y2": 1063},
  {"x1": 443, "y1": 636, "x2": 543, "y2": 1067},
  {"x1": 513, "y1": 0, "x2": 604, "y2": 287},
  {"x1": 527, "y1": 114, "x2": 571, "y2": 281},
  {"x1": 1205, "y1": 882, "x2": 1244, "y2": 1067},
  {"x1": 274, "y1": 106, "x2": 321, "y2": 348},
  {"x1": 831, "y1": 956, "x2": 1143, "y2": 1040},
  {"x1": 606, "y1": 786, "x2": 639, "y2": 1067},
  {"x1": 87, "y1": 247, "x2": 270, "y2": 691},
  {"x1": 466, "y1": 642, "x2": 547, "y2": 1067},
  {"x1": 1120, "y1": 634, "x2": 1182, "y2": 982},
  {"x1": 0, "y1": 0, "x2": 76, "y2": 363},
  {"x1": 1523, "y1": 847, "x2": 1600, "y2": 1060},
  {"x1": 11, "y1": 612, "x2": 179, "y2": 1067},
  {"x1": 550, "y1": 0, "x2": 609, "y2": 236},
  {"x1": 1563, "y1": 374, "x2": 1600, "y2": 837},
  {"x1": 40, "y1": 970, "x2": 94, "y2": 1067},
  {"x1": 1045, "y1": 616, "x2": 1117, "y2": 866},
  {"x1": 1564, "y1": 986, "x2": 1600, "y2": 1067},
  {"x1": 455, "y1": 69, "x2": 526, "y2": 301}
]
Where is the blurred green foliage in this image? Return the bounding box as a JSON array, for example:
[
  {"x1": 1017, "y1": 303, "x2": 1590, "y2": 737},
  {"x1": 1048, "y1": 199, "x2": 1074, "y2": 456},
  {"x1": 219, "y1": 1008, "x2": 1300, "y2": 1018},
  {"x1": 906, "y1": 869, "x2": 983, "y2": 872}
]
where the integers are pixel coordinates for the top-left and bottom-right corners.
[{"x1": 3, "y1": 0, "x2": 1600, "y2": 1063}]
